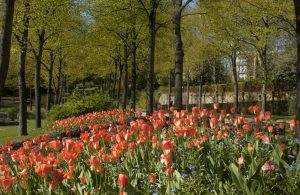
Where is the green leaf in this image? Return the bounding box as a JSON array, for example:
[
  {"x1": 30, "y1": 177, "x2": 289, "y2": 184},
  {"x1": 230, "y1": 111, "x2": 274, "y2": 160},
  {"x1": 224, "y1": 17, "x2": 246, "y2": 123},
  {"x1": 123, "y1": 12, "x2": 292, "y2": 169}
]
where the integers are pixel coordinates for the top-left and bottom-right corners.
[
  {"x1": 126, "y1": 184, "x2": 143, "y2": 195},
  {"x1": 208, "y1": 155, "x2": 215, "y2": 167},
  {"x1": 272, "y1": 146, "x2": 289, "y2": 167},
  {"x1": 229, "y1": 163, "x2": 252, "y2": 195}
]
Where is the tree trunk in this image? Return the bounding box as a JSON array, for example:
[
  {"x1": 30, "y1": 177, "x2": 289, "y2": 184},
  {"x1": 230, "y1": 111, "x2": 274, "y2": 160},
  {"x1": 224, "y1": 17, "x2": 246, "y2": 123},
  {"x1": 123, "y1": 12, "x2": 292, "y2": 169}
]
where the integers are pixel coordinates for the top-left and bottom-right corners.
[
  {"x1": 17, "y1": 0, "x2": 30, "y2": 136},
  {"x1": 113, "y1": 59, "x2": 118, "y2": 98},
  {"x1": 221, "y1": 87, "x2": 225, "y2": 104},
  {"x1": 55, "y1": 58, "x2": 63, "y2": 104},
  {"x1": 146, "y1": 0, "x2": 158, "y2": 115},
  {"x1": 0, "y1": 0, "x2": 15, "y2": 98},
  {"x1": 173, "y1": 0, "x2": 184, "y2": 111},
  {"x1": 198, "y1": 75, "x2": 203, "y2": 107},
  {"x1": 29, "y1": 87, "x2": 32, "y2": 111},
  {"x1": 122, "y1": 43, "x2": 128, "y2": 110},
  {"x1": 186, "y1": 70, "x2": 189, "y2": 110},
  {"x1": 213, "y1": 60, "x2": 218, "y2": 103},
  {"x1": 130, "y1": 30, "x2": 137, "y2": 111},
  {"x1": 58, "y1": 62, "x2": 65, "y2": 104},
  {"x1": 34, "y1": 29, "x2": 45, "y2": 129},
  {"x1": 46, "y1": 51, "x2": 54, "y2": 111},
  {"x1": 261, "y1": 45, "x2": 267, "y2": 113},
  {"x1": 168, "y1": 70, "x2": 172, "y2": 109},
  {"x1": 231, "y1": 52, "x2": 238, "y2": 113},
  {"x1": 60, "y1": 75, "x2": 66, "y2": 104},
  {"x1": 117, "y1": 54, "x2": 123, "y2": 108}
]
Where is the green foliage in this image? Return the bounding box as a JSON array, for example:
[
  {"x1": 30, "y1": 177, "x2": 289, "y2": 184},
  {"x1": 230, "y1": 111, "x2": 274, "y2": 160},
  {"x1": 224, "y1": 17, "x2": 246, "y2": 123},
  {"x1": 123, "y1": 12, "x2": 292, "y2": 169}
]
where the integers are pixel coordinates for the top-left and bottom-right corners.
[{"x1": 48, "y1": 93, "x2": 114, "y2": 121}]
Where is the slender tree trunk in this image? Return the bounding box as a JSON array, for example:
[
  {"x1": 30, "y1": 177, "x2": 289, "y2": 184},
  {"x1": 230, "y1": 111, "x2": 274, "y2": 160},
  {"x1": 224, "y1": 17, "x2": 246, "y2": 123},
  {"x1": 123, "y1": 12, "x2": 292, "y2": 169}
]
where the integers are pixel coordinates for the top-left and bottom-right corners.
[
  {"x1": 271, "y1": 90, "x2": 275, "y2": 113},
  {"x1": 168, "y1": 70, "x2": 172, "y2": 109},
  {"x1": 55, "y1": 58, "x2": 62, "y2": 104},
  {"x1": 0, "y1": 0, "x2": 15, "y2": 98},
  {"x1": 146, "y1": 0, "x2": 158, "y2": 114},
  {"x1": 186, "y1": 70, "x2": 189, "y2": 110},
  {"x1": 46, "y1": 51, "x2": 54, "y2": 111},
  {"x1": 34, "y1": 29, "x2": 45, "y2": 128},
  {"x1": 221, "y1": 87, "x2": 224, "y2": 104},
  {"x1": 260, "y1": 17, "x2": 269, "y2": 113},
  {"x1": 122, "y1": 43, "x2": 128, "y2": 110},
  {"x1": 198, "y1": 75, "x2": 203, "y2": 107},
  {"x1": 60, "y1": 75, "x2": 66, "y2": 104},
  {"x1": 173, "y1": 0, "x2": 184, "y2": 111},
  {"x1": 117, "y1": 55, "x2": 123, "y2": 108},
  {"x1": 113, "y1": 59, "x2": 118, "y2": 98},
  {"x1": 29, "y1": 87, "x2": 32, "y2": 111},
  {"x1": 213, "y1": 60, "x2": 218, "y2": 103},
  {"x1": 231, "y1": 52, "x2": 238, "y2": 112},
  {"x1": 130, "y1": 30, "x2": 137, "y2": 111},
  {"x1": 261, "y1": 46, "x2": 267, "y2": 113},
  {"x1": 17, "y1": 0, "x2": 30, "y2": 136},
  {"x1": 58, "y1": 62, "x2": 65, "y2": 104}
]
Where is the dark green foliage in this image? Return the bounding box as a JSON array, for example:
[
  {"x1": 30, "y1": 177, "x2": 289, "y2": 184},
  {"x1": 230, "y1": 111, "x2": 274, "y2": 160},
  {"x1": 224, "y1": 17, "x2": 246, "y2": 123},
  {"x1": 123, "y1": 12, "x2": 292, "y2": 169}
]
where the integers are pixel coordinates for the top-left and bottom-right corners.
[{"x1": 48, "y1": 92, "x2": 114, "y2": 121}]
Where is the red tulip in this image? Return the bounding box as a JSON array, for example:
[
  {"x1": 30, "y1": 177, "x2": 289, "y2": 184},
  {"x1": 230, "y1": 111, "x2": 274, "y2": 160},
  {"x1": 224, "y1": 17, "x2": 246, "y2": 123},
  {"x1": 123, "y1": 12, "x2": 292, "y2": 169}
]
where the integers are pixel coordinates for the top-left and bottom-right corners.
[
  {"x1": 248, "y1": 106, "x2": 254, "y2": 114},
  {"x1": 118, "y1": 173, "x2": 129, "y2": 188},
  {"x1": 234, "y1": 138, "x2": 239, "y2": 144},
  {"x1": 217, "y1": 131, "x2": 222, "y2": 140},
  {"x1": 80, "y1": 176, "x2": 86, "y2": 184},
  {"x1": 53, "y1": 169, "x2": 65, "y2": 182},
  {"x1": 164, "y1": 167, "x2": 175, "y2": 176},
  {"x1": 162, "y1": 140, "x2": 174, "y2": 155},
  {"x1": 119, "y1": 116, "x2": 125, "y2": 124},
  {"x1": 209, "y1": 117, "x2": 218, "y2": 129},
  {"x1": 264, "y1": 111, "x2": 271, "y2": 120},
  {"x1": 268, "y1": 125, "x2": 274, "y2": 133},
  {"x1": 230, "y1": 107, "x2": 235, "y2": 114},
  {"x1": 213, "y1": 103, "x2": 219, "y2": 110},
  {"x1": 0, "y1": 177, "x2": 17, "y2": 192},
  {"x1": 290, "y1": 119, "x2": 299, "y2": 131},
  {"x1": 35, "y1": 164, "x2": 52, "y2": 177},
  {"x1": 49, "y1": 181, "x2": 57, "y2": 189},
  {"x1": 261, "y1": 161, "x2": 275, "y2": 172},
  {"x1": 49, "y1": 140, "x2": 62, "y2": 151},
  {"x1": 160, "y1": 154, "x2": 172, "y2": 167},
  {"x1": 237, "y1": 116, "x2": 244, "y2": 125},
  {"x1": 192, "y1": 107, "x2": 199, "y2": 114},
  {"x1": 261, "y1": 135, "x2": 270, "y2": 144},
  {"x1": 220, "y1": 109, "x2": 226, "y2": 116},
  {"x1": 148, "y1": 173, "x2": 156, "y2": 183},
  {"x1": 170, "y1": 106, "x2": 175, "y2": 112},
  {"x1": 253, "y1": 105, "x2": 260, "y2": 115},
  {"x1": 278, "y1": 143, "x2": 286, "y2": 151}
]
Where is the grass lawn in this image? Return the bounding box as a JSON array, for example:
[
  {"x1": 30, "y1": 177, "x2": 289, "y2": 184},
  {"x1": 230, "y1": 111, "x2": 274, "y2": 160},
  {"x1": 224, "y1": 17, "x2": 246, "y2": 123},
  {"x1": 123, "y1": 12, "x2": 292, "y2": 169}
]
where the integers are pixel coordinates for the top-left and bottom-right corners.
[{"x1": 0, "y1": 119, "x2": 53, "y2": 145}]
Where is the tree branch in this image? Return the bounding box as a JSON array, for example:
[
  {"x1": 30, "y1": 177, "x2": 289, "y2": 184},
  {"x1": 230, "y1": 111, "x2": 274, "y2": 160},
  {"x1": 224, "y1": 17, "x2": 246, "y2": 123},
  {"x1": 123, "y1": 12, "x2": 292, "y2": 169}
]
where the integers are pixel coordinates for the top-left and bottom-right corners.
[
  {"x1": 137, "y1": 0, "x2": 149, "y2": 16},
  {"x1": 180, "y1": 0, "x2": 193, "y2": 12}
]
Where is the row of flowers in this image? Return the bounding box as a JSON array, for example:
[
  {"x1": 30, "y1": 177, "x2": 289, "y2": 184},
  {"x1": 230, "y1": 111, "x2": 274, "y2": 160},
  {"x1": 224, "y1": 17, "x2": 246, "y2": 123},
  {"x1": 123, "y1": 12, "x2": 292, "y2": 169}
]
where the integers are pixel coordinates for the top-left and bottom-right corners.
[{"x1": 0, "y1": 104, "x2": 299, "y2": 194}]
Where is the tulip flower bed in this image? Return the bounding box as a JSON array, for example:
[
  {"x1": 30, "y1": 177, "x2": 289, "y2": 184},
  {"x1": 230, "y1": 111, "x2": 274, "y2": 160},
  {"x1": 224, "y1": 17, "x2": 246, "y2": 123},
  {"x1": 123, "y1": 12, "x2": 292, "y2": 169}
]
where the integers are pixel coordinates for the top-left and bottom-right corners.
[{"x1": 1, "y1": 106, "x2": 300, "y2": 194}]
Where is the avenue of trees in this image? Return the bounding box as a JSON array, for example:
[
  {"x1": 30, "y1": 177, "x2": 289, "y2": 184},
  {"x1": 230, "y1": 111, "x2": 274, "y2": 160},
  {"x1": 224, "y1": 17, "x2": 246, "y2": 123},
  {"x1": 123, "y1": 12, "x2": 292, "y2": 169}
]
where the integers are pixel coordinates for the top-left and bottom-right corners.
[{"x1": 0, "y1": 0, "x2": 300, "y2": 137}]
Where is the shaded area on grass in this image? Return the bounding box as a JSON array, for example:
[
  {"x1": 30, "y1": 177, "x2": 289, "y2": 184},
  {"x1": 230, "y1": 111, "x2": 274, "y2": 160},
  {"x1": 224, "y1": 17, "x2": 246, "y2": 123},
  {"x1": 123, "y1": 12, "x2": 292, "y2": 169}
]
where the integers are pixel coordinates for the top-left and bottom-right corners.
[{"x1": 0, "y1": 120, "x2": 51, "y2": 145}]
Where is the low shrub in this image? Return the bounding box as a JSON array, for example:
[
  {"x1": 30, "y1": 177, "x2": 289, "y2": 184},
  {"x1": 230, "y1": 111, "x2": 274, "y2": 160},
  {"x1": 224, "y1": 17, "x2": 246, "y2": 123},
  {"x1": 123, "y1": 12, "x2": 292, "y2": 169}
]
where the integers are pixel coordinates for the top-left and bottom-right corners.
[{"x1": 48, "y1": 93, "x2": 114, "y2": 121}]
